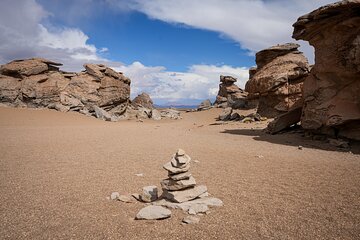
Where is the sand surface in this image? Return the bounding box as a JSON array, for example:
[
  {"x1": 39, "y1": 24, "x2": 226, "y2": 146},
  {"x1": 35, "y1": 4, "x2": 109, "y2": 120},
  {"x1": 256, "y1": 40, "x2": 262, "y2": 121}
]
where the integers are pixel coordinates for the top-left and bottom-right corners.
[{"x1": 0, "y1": 106, "x2": 359, "y2": 239}]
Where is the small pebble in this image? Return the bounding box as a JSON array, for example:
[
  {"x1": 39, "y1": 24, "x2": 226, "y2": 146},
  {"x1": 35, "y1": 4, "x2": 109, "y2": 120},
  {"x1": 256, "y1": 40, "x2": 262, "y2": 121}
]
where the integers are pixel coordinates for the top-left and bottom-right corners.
[
  {"x1": 298, "y1": 146, "x2": 303, "y2": 150},
  {"x1": 110, "y1": 192, "x2": 120, "y2": 200}
]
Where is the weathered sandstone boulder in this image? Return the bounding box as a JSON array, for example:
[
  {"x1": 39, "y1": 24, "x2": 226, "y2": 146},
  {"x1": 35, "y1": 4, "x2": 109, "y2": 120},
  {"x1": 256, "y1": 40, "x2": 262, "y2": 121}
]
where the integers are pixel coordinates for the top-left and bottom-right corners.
[
  {"x1": 293, "y1": 0, "x2": 360, "y2": 140},
  {"x1": 245, "y1": 43, "x2": 310, "y2": 118},
  {"x1": 0, "y1": 58, "x2": 131, "y2": 119},
  {"x1": 132, "y1": 92, "x2": 154, "y2": 109},
  {"x1": 214, "y1": 75, "x2": 248, "y2": 109}
]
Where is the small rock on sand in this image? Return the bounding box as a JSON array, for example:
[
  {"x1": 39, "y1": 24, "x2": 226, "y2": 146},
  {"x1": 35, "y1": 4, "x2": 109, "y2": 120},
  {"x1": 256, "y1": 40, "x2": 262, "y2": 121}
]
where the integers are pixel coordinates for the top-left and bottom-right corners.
[
  {"x1": 140, "y1": 186, "x2": 158, "y2": 202},
  {"x1": 182, "y1": 215, "x2": 200, "y2": 224},
  {"x1": 110, "y1": 192, "x2": 120, "y2": 200},
  {"x1": 135, "y1": 206, "x2": 171, "y2": 220}
]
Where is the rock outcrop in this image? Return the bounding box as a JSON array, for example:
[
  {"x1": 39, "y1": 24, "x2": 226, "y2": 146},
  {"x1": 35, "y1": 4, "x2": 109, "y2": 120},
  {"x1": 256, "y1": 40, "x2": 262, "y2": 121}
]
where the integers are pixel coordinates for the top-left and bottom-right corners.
[
  {"x1": 245, "y1": 43, "x2": 310, "y2": 118},
  {"x1": 293, "y1": 0, "x2": 360, "y2": 140},
  {"x1": 197, "y1": 99, "x2": 212, "y2": 111},
  {"x1": 214, "y1": 75, "x2": 248, "y2": 109},
  {"x1": 132, "y1": 92, "x2": 154, "y2": 109},
  {"x1": 0, "y1": 58, "x2": 131, "y2": 120}
]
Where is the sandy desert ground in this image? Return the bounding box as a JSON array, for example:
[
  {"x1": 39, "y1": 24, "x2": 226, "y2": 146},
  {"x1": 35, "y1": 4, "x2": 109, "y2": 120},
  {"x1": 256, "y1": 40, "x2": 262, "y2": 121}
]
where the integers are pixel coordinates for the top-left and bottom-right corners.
[{"x1": 0, "y1": 106, "x2": 359, "y2": 239}]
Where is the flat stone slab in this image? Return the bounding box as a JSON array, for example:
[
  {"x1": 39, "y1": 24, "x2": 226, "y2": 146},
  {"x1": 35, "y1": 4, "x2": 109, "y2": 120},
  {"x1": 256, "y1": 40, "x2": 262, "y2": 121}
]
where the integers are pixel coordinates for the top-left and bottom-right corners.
[
  {"x1": 171, "y1": 155, "x2": 191, "y2": 168},
  {"x1": 161, "y1": 176, "x2": 196, "y2": 191},
  {"x1": 163, "y1": 161, "x2": 190, "y2": 174},
  {"x1": 188, "y1": 203, "x2": 209, "y2": 215},
  {"x1": 162, "y1": 185, "x2": 207, "y2": 203},
  {"x1": 168, "y1": 171, "x2": 192, "y2": 181},
  {"x1": 152, "y1": 197, "x2": 223, "y2": 212},
  {"x1": 182, "y1": 215, "x2": 200, "y2": 224},
  {"x1": 135, "y1": 206, "x2": 171, "y2": 220}
]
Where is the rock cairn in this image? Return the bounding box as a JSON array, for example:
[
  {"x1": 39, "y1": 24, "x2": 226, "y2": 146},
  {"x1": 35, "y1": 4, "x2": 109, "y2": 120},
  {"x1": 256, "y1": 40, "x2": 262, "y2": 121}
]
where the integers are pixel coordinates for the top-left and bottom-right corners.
[
  {"x1": 161, "y1": 149, "x2": 208, "y2": 203},
  {"x1": 134, "y1": 149, "x2": 223, "y2": 222}
]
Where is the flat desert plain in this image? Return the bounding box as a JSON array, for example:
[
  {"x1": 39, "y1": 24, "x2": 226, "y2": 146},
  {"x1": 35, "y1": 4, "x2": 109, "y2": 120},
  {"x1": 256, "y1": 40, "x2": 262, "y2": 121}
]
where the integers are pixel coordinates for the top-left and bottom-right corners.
[{"x1": 0, "y1": 106, "x2": 359, "y2": 239}]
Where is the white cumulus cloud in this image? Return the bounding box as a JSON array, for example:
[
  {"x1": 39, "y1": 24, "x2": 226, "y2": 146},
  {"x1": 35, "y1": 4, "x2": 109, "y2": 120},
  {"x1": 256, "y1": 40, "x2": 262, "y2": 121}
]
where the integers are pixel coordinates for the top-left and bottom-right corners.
[
  {"x1": 116, "y1": 62, "x2": 248, "y2": 104},
  {"x1": 0, "y1": 0, "x2": 108, "y2": 71},
  {"x1": 109, "y1": 0, "x2": 337, "y2": 61}
]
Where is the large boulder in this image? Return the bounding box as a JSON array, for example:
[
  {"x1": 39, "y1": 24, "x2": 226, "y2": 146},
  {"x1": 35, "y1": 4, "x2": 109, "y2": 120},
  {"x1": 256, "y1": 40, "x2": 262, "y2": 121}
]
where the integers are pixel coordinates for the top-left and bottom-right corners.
[
  {"x1": 132, "y1": 92, "x2": 154, "y2": 109},
  {"x1": 293, "y1": 0, "x2": 360, "y2": 140},
  {"x1": 245, "y1": 43, "x2": 310, "y2": 118},
  {"x1": 214, "y1": 75, "x2": 248, "y2": 109},
  {"x1": 0, "y1": 58, "x2": 131, "y2": 119}
]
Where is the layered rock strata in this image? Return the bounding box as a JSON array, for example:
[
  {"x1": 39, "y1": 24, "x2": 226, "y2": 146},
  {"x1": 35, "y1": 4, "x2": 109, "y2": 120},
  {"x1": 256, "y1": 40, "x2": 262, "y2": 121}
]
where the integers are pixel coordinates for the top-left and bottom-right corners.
[
  {"x1": 214, "y1": 75, "x2": 248, "y2": 109},
  {"x1": 245, "y1": 43, "x2": 310, "y2": 118},
  {"x1": 0, "y1": 58, "x2": 131, "y2": 120},
  {"x1": 292, "y1": 0, "x2": 360, "y2": 140}
]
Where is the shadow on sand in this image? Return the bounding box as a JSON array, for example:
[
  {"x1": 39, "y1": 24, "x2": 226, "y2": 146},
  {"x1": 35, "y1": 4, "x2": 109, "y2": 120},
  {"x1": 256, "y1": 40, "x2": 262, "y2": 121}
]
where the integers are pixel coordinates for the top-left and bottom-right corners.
[{"x1": 221, "y1": 128, "x2": 360, "y2": 155}]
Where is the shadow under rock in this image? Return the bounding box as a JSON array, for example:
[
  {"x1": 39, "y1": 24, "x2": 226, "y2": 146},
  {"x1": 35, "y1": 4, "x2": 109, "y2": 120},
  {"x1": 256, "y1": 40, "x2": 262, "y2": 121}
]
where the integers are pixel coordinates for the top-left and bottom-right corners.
[{"x1": 221, "y1": 128, "x2": 360, "y2": 155}]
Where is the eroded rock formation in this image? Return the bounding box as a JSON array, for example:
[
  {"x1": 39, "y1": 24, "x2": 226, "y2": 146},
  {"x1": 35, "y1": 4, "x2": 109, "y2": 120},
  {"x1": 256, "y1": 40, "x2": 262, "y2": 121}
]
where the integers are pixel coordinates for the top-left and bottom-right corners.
[
  {"x1": 293, "y1": 0, "x2": 360, "y2": 140},
  {"x1": 214, "y1": 75, "x2": 248, "y2": 109},
  {"x1": 0, "y1": 58, "x2": 131, "y2": 120},
  {"x1": 132, "y1": 92, "x2": 154, "y2": 109},
  {"x1": 245, "y1": 43, "x2": 310, "y2": 118}
]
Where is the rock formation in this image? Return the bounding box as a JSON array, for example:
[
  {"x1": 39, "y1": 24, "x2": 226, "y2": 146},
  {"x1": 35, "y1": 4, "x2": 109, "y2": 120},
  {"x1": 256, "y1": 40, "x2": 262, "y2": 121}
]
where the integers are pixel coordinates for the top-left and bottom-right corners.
[
  {"x1": 197, "y1": 99, "x2": 212, "y2": 111},
  {"x1": 0, "y1": 58, "x2": 131, "y2": 120},
  {"x1": 132, "y1": 92, "x2": 154, "y2": 109},
  {"x1": 245, "y1": 43, "x2": 310, "y2": 118},
  {"x1": 292, "y1": 0, "x2": 360, "y2": 140},
  {"x1": 214, "y1": 75, "x2": 248, "y2": 109}
]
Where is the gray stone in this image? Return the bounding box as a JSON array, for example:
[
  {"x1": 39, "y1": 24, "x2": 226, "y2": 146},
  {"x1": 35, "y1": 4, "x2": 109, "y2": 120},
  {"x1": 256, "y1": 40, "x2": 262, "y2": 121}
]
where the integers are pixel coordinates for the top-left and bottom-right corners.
[
  {"x1": 118, "y1": 195, "x2": 133, "y2": 203},
  {"x1": 170, "y1": 155, "x2": 191, "y2": 168},
  {"x1": 140, "y1": 186, "x2": 158, "y2": 203},
  {"x1": 161, "y1": 176, "x2": 196, "y2": 191},
  {"x1": 152, "y1": 197, "x2": 223, "y2": 211},
  {"x1": 188, "y1": 203, "x2": 209, "y2": 215},
  {"x1": 151, "y1": 109, "x2": 162, "y2": 120},
  {"x1": 168, "y1": 171, "x2": 192, "y2": 181},
  {"x1": 163, "y1": 162, "x2": 190, "y2": 174},
  {"x1": 160, "y1": 109, "x2": 181, "y2": 120},
  {"x1": 94, "y1": 106, "x2": 112, "y2": 121},
  {"x1": 135, "y1": 206, "x2": 171, "y2": 220},
  {"x1": 219, "y1": 107, "x2": 232, "y2": 121},
  {"x1": 197, "y1": 99, "x2": 212, "y2": 111},
  {"x1": 162, "y1": 185, "x2": 208, "y2": 203},
  {"x1": 110, "y1": 192, "x2": 119, "y2": 200},
  {"x1": 182, "y1": 215, "x2": 200, "y2": 224}
]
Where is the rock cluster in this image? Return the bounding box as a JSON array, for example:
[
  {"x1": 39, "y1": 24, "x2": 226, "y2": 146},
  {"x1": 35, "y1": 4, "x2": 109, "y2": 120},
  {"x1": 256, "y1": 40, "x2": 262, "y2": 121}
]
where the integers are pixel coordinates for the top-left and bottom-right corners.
[
  {"x1": 245, "y1": 43, "x2": 310, "y2": 118},
  {"x1": 214, "y1": 75, "x2": 248, "y2": 109},
  {"x1": 219, "y1": 108, "x2": 267, "y2": 123},
  {"x1": 0, "y1": 58, "x2": 131, "y2": 121},
  {"x1": 197, "y1": 99, "x2": 212, "y2": 111},
  {"x1": 292, "y1": 0, "x2": 360, "y2": 140},
  {"x1": 0, "y1": 58, "x2": 182, "y2": 122}
]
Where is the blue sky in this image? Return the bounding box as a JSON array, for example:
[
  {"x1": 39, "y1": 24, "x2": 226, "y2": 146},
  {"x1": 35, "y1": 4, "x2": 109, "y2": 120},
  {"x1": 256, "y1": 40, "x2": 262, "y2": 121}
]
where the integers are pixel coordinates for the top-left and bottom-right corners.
[{"x1": 0, "y1": 0, "x2": 336, "y2": 105}]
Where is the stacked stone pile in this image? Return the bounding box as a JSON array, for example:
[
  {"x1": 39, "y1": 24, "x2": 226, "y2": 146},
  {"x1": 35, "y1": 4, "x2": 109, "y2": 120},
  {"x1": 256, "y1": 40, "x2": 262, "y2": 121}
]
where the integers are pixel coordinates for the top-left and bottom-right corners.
[
  {"x1": 134, "y1": 149, "x2": 223, "y2": 223},
  {"x1": 161, "y1": 149, "x2": 208, "y2": 203}
]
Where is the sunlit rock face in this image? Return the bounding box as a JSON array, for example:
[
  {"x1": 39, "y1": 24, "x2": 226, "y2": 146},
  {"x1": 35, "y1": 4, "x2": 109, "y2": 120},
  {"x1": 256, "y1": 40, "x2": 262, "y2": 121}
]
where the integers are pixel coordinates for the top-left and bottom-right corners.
[
  {"x1": 245, "y1": 43, "x2": 310, "y2": 118},
  {"x1": 0, "y1": 58, "x2": 131, "y2": 119},
  {"x1": 293, "y1": 0, "x2": 360, "y2": 140}
]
